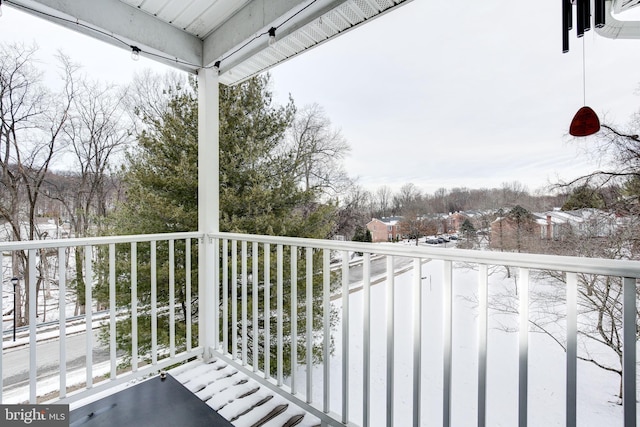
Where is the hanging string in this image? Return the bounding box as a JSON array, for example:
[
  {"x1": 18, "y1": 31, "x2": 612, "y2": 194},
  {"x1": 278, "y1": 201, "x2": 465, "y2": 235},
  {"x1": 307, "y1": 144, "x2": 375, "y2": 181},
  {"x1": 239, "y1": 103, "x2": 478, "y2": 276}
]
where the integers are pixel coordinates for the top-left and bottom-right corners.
[{"x1": 582, "y1": 36, "x2": 587, "y2": 106}]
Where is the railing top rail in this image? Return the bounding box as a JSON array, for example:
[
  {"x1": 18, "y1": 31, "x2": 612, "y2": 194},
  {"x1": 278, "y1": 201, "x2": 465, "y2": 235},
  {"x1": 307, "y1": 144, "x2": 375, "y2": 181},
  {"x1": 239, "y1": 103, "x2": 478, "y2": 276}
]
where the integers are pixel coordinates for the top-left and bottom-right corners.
[
  {"x1": 2, "y1": 229, "x2": 639, "y2": 278},
  {"x1": 211, "y1": 232, "x2": 640, "y2": 279},
  {"x1": 0, "y1": 231, "x2": 203, "y2": 251}
]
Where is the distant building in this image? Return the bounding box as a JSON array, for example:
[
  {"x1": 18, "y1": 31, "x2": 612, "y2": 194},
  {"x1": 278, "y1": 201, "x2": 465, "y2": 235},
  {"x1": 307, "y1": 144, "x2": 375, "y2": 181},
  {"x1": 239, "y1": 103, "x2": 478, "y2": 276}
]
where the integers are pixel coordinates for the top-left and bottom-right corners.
[
  {"x1": 533, "y1": 208, "x2": 618, "y2": 240},
  {"x1": 446, "y1": 210, "x2": 492, "y2": 234},
  {"x1": 366, "y1": 217, "x2": 402, "y2": 242},
  {"x1": 490, "y1": 208, "x2": 618, "y2": 251},
  {"x1": 447, "y1": 212, "x2": 469, "y2": 233}
]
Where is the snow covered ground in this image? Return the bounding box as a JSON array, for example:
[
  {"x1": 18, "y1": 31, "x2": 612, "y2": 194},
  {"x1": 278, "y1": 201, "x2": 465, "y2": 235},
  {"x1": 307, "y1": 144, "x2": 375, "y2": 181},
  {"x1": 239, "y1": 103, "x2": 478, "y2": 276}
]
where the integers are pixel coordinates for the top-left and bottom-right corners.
[{"x1": 295, "y1": 259, "x2": 629, "y2": 426}]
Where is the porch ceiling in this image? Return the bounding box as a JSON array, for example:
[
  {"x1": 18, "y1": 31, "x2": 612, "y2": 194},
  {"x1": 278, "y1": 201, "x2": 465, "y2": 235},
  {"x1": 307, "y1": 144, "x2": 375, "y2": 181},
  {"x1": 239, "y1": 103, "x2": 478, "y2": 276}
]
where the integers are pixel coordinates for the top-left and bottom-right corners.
[{"x1": 5, "y1": 0, "x2": 412, "y2": 85}]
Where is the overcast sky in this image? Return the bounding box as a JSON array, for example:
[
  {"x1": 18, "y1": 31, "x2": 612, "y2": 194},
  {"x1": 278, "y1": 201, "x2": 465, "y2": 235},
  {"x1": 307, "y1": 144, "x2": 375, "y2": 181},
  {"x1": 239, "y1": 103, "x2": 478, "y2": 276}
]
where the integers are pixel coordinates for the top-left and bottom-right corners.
[{"x1": 3, "y1": 1, "x2": 640, "y2": 195}]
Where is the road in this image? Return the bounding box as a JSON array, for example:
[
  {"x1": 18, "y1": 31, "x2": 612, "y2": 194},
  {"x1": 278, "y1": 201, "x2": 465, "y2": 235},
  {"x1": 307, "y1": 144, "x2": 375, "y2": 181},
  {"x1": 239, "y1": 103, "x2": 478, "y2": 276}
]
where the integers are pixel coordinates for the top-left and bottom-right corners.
[
  {"x1": 2, "y1": 330, "x2": 111, "y2": 392},
  {"x1": 345, "y1": 255, "x2": 414, "y2": 286}
]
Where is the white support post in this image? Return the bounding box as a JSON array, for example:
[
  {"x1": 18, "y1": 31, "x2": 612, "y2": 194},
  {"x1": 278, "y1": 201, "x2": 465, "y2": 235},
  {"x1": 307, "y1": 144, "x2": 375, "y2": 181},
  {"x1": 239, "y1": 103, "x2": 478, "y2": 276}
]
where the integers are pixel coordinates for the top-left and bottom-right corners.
[{"x1": 198, "y1": 67, "x2": 220, "y2": 361}]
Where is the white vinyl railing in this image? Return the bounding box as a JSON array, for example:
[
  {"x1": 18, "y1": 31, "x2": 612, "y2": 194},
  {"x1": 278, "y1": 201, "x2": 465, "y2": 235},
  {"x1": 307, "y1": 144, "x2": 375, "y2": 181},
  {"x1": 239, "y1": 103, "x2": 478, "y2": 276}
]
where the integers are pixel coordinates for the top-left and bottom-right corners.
[
  {"x1": 209, "y1": 232, "x2": 640, "y2": 427},
  {"x1": 2, "y1": 231, "x2": 639, "y2": 427},
  {"x1": 0, "y1": 232, "x2": 203, "y2": 405}
]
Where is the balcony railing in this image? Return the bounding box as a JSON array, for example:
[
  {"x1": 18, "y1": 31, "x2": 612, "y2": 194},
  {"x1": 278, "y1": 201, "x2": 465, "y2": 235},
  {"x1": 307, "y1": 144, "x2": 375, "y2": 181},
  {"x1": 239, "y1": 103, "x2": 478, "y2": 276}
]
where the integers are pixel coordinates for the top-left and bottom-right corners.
[{"x1": 2, "y1": 231, "x2": 639, "y2": 427}]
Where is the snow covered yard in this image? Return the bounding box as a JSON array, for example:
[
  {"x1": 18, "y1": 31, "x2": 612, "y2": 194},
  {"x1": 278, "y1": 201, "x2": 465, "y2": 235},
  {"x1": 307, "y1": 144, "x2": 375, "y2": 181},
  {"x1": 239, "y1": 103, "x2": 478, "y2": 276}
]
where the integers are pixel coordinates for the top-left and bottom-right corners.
[{"x1": 295, "y1": 259, "x2": 629, "y2": 426}]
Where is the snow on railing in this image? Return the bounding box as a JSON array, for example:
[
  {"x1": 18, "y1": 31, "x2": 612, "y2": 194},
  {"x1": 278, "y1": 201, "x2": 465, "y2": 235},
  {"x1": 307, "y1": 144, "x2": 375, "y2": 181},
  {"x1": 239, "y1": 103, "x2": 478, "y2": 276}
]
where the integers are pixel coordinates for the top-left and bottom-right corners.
[
  {"x1": 210, "y1": 232, "x2": 640, "y2": 427},
  {"x1": 0, "y1": 232, "x2": 203, "y2": 405}
]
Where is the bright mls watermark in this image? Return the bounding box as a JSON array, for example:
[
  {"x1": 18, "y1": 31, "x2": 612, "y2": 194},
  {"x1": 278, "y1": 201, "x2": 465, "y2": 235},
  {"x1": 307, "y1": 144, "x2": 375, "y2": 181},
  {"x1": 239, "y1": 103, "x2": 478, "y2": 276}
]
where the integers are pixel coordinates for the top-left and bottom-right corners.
[{"x1": 1, "y1": 405, "x2": 69, "y2": 426}]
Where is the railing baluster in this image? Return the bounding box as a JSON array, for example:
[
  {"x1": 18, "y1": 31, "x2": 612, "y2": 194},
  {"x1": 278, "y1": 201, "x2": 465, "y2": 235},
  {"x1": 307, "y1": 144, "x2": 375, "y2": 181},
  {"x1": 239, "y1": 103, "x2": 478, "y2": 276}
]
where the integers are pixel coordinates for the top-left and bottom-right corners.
[
  {"x1": 151, "y1": 241, "x2": 157, "y2": 365},
  {"x1": 478, "y1": 264, "x2": 489, "y2": 427},
  {"x1": 341, "y1": 250, "x2": 350, "y2": 424},
  {"x1": 109, "y1": 244, "x2": 117, "y2": 379},
  {"x1": 363, "y1": 252, "x2": 371, "y2": 427},
  {"x1": 131, "y1": 242, "x2": 138, "y2": 371},
  {"x1": 323, "y1": 249, "x2": 331, "y2": 413},
  {"x1": 186, "y1": 239, "x2": 192, "y2": 352},
  {"x1": 264, "y1": 243, "x2": 271, "y2": 379},
  {"x1": 386, "y1": 255, "x2": 394, "y2": 427},
  {"x1": 412, "y1": 257, "x2": 422, "y2": 427},
  {"x1": 566, "y1": 272, "x2": 577, "y2": 427},
  {"x1": 58, "y1": 247, "x2": 67, "y2": 402},
  {"x1": 306, "y1": 247, "x2": 313, "y2": 403},
  {"x1": 0, "y1": 253, "x2": 3, "y2": 404},
  {"x1": 213, "y1": 237, "x2": 220, "y2": 352},
  {"x1": 252, "y1": 242, "x2": 259, "y2": 372},
  {"x1": 277, "y1": 244, "x2": 284, "y2": 385},
  {"x1": 222, "y1": 239, "x2": 228, "y2": 354},
  {"x1": 231, "y1": 240, "x2": 238, "y2": 359},
  {"x1": 623, "y1": 276, "x2": 636, "y2": 427},
  {"x1": 83, "y1": 246, "x2": 93, "y2": 391},
  {"x1": 443, "y1": 260, "x2": 453, "y2": 427},
  {"x1": 518, "y1": 268, "x2": 530, "y2": 427},
  {"x1": 291, "y1": 245, "x2": 298, "y2": 395},
  {"x1": 169, "y1": 240, "x2": 175, "y2": 358},
  {"x1": 29, "y1": 249, "x2": 37, "y2": 402},
  {"x1": 241, "y1": 240, "x2": 248, "y2": 365}
]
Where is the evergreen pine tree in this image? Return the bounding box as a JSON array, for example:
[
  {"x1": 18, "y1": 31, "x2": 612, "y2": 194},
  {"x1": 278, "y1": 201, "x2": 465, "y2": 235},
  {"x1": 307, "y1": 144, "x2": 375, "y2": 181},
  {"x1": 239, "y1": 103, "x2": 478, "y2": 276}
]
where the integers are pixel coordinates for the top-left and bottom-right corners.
[{"x1": 100, "y1": 75, "x2": 338, "y2": 374}]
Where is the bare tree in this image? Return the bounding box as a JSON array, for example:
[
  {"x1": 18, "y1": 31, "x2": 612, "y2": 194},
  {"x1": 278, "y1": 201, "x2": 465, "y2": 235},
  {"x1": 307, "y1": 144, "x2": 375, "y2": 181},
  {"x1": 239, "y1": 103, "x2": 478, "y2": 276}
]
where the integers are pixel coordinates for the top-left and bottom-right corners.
[
  {"x1": 0, "y1": 44, "x2": 76, "y2": 324},
  {"x1": 123, "y1": 69, "x2": 188, "y2": 135},
  {"x1": 393, "y1": 183, "x2": 422, "y2": 215},
  {"x1": 47, "y1": 75, "x2": 131, "y2": 314},
  {"x1": 287, "y1": 103, "x2": 351, "y2": 198},
  {"x1": 399, "y1": 211, "x2": 436, "y2": 245},
  {"x1": 60, "y1": 76, "x2": 130, "y2": 234},
  {"x1": 374, "y1": 185, "x2": 393, "y2": 217},
  {"x1": 334, "y1": 185, "x2": 371, "y2": 240}
]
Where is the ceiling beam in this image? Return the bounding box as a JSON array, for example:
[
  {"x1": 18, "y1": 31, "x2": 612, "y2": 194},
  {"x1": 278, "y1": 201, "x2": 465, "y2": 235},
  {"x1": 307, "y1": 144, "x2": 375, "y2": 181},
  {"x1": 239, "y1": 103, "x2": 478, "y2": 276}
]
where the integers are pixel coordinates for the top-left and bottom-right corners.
[
  {"x1": 202, "y1": 0, "x2": 349, "y2": 69},
  {"x1": 7, "y1": 0, "x2": 203, "y2": 71}
]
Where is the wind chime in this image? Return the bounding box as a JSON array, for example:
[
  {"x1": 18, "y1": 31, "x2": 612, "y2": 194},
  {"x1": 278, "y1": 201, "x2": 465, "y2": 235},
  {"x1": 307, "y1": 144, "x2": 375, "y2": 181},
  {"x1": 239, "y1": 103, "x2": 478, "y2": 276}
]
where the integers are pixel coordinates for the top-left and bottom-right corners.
[{"x1": 562, "y1": 0, "x2": 606, "y2": 137}]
